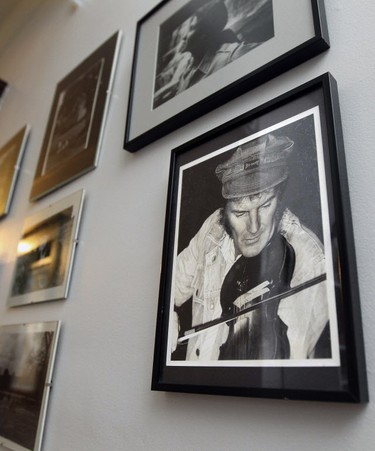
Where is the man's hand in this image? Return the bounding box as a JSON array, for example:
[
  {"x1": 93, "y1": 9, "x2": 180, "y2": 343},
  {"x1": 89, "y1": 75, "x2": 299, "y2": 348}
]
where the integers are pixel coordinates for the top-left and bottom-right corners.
[
  {"x1": 233, "y1": 280, "x2": 270, "y2": 310},
  {"x1": 232, "y1": 281, "x2": 270, "y2": 335}
]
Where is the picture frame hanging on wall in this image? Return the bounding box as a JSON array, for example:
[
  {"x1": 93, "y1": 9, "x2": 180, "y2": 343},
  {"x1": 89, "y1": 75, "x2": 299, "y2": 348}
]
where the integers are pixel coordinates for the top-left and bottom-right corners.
[
  {"x1": 30, "y1": 31, "x2": 122, "y2": 201},
  {"x1": 152, "y1": 73, "x2": 368, "y2": 402},
  {"x1": 7, "y1": 189, "x2": 85, "y2": 308},
  {"x1": 124, "y1": 0, "x2": 329, "y2": 152},
  {"x1": 0, "y1": 321, "x2": 61, "y2": 451},
  {"x1": 0, "y1": 125, "x2": 30, "y2": 219}
]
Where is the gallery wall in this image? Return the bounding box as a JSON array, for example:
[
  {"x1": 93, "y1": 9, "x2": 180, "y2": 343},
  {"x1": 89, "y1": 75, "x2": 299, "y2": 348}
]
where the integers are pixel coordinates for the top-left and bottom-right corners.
[{"x1": 0, "y1": 0, "x2": 374, "y2": 450}]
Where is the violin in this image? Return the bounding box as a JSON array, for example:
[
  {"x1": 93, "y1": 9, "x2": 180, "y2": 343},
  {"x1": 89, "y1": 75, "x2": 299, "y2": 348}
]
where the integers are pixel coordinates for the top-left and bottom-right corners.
[{"x1": 218, "y1": 233, "x2": 295, "y2": 360}]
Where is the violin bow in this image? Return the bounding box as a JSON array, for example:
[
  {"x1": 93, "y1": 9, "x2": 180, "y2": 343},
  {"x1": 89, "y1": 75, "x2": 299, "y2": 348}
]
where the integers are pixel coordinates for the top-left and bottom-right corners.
[{"x1": 177, "y1": 273, "x2": 327, "y2": 344}]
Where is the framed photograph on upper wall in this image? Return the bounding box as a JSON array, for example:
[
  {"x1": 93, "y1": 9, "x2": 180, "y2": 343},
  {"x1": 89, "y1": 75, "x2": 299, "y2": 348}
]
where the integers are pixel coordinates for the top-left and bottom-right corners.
[
  {"x1": 0, "y1": 125, "x2": 30, "y2": 219},
  {"x1": 0, "y1": 321, "x2": 61, "y2": 451},
  {"x1": 7, "y1": 189, "x2": 84, "y2": 308},
  {"x1": 30, "y1": 31, "x2": 122, "y2": 201},
  {"x1": 124, "y1": 0, "x2": 329, "y2": 152},
  {"x1": 152, "y1": 73, "x2": 368, "y2": 402}
]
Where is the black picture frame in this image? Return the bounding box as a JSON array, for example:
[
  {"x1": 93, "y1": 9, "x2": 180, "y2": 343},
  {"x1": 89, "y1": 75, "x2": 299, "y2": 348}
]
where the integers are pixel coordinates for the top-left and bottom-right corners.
[
  {"x1": 30, "y1": 31, "x2": 121, "y2": 201},
  {"x1": 124, "y1": 0, "x2": 329, "y2": 152},
  {"x1": 152, "y1": 73, "x2": 368, "y2": 403},
  {"x1": 0, "y1": 125, "x2": 30, "y2": 219},
  {"x1": 0, "y1": 321, "x2": 61, "y2": 451}
]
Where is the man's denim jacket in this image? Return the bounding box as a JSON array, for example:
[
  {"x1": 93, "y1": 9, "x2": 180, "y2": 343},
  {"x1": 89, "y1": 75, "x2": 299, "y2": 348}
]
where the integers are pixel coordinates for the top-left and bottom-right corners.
[{"x1": 174, "y1": 208, "x2": 328, "y2": 361}]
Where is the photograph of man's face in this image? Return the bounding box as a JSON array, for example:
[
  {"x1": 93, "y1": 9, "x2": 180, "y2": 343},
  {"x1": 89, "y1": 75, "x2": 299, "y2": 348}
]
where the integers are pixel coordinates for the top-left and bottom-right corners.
[
  {"x1": 153, "y1": 0, "x2": 274, "y2": 108},
  {"x1": 167, "y1": 109, "x2": 339, "y2": 367},
  {"x1": 225, "y1": 189, "x2": 279, "y2": 258}
]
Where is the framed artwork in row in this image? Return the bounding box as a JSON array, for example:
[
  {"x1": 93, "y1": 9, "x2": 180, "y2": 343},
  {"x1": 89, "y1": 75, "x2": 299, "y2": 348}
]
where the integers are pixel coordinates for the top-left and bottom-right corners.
[
  {"x1": 7, "y1": 190, "x2": 84, "y2": 307},
  {"x1": 152, "y1": 73, "x2": 368, "y2": 402},
  {"x1": 0, "y1": 125, "x2": 30, "y2": 219},
  {"x1": 124, "y1": 0, "x2": 329, "y2": 151},
  {"x1": 0, "y1": 321, "x2": 61, "y2": 451},
  {"x1": 30, "y1": 31, "x2": 122, "y2": 201}
]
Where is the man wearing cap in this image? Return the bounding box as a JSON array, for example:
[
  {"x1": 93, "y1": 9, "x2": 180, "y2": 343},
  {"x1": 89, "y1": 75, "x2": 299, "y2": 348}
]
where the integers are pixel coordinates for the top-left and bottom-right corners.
[{"x1": 172, "y1": 133, "x2": 329, "y2": 361}]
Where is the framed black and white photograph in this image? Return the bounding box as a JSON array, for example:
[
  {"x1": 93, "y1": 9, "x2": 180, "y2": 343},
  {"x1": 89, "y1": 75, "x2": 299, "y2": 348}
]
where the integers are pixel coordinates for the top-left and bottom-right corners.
[
  {"x1": 124, "y1": 0, "x2": 329, "y2": 152},
  {"x1": 0, "y1": 125, "x2": 30, "y2": 219},
  {"x1": 8, "y1": 190, "x2": 84, "y2": 307},
  {"x1": 30, "y1": 31, "x2": 121, "y2": 201},
  {"x1": 0, "y1": 321, "x2": 60, "y2": 451},
  {"x1": 152, "y1": 73, "x2": 368, "y2": 402}
]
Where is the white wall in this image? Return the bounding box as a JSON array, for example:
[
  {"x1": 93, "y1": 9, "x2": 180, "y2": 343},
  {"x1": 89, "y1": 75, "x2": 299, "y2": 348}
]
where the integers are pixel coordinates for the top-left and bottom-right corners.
[{"x1": 0, "y1": 0, "x2": 374, "y2": 450}]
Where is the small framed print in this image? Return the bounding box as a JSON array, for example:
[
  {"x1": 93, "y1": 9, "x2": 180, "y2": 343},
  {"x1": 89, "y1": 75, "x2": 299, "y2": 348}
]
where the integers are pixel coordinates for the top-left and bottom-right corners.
[
  {"x1": 8, "y1": 190, "x2": 84, "y2": 307},
  {"x1": 0, "y1": 125, "x2": 30, "y2": 219},
  {"x1": 30, "y1": 31, "x2": 121, "y2": 201},
  {"x1": 152, "y1": 73, "x2": 368, "y2": 402},
  {"x1": 0, "y1": 321, "x2": 60, "y2": 451},
  {"x1": 124, "y1": 0, "x2": 329, "y2": 152}
]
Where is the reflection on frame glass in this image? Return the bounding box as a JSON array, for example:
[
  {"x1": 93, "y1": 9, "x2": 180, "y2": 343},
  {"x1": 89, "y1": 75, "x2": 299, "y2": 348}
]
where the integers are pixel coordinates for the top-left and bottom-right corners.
[
  {"x1": 152, "y1": 73, "x2": 368, "y2": 402},
  {"x1": 30, "y1": 31, "x2": 121, "y2": 201},
  {"x1": 8, "y1": 190, "x2": 84, "y2": 307},
  {"x1": 0, "y1": 125, "x2": 30, "y2": 219},
  {"x1": 125, "y1": 0, "x2": 329, "y2": 151},
  {"x1": 0, "y1": 321, "x2": 60, "y2": 451}
]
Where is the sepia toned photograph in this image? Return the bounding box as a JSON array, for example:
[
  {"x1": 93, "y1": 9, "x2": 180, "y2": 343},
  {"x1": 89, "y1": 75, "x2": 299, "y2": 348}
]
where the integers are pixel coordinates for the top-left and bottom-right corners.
[
  {"x1": 152, "y1": 74, "x2": 368, "y2": 402},
  {"x1": 153, "y1": 0, "x2": 274, "y2": 108},
  {"x1": 0, "y1": 321, "x2": 60, "y2": 451},
  {"x1": 8, "y1": 190, "x2": 84, "y2": 307},
  {"x1": 0, "y1": 125, "x2": 30, "y2": 219},
  {"x1": 125, "y1": 0, "x2": 329, "y2": 152},
  {"x1": 30, "y1": 31, "x2": 121, "y2": 201},
  {"x1": 41, "y1": 59, "x2": 104, "y2": 175}
]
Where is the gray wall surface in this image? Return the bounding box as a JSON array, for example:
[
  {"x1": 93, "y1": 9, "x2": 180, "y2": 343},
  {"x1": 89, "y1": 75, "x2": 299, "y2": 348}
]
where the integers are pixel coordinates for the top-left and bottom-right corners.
[{"x1": 0, "y1": 0, "x2": 374, "y2": 450}]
